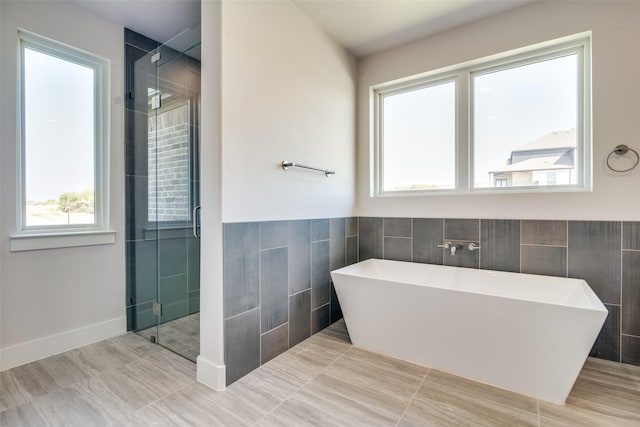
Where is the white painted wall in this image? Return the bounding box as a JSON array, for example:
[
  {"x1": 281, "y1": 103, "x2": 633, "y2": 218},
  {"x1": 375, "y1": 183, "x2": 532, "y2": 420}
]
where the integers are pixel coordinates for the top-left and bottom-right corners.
[
  {"x1": 357, "y1": 0, "x2": 640, "y2": 221},
  {"x1": 197, "y1": 0, "x2": 226, "y2": 391},
  {"x1": 220, "y1": 0, "x2": 357, "y2": 223},
  {"x1": 0, "y1": 1, "x2": 125, "y2": 370}
]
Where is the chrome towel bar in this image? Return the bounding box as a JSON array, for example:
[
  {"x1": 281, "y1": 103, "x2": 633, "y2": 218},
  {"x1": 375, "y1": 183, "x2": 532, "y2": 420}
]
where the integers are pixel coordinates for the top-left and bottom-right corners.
[{"x1": 282, "y1": 160, "x2": 335, "y2": 177}]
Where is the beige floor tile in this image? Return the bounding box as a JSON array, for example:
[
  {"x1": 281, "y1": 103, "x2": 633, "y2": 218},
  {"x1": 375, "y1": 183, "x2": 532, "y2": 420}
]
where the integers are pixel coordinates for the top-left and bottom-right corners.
[
  {"x1": 114, "y1": 384, "x2": 247, "y2": 427},
  {"x1": 570, "y1": 360, "x2": 640, "y2": 416},
  {"x1": 323, "y1": 347, "x2": 427, "y2": 403},
  {"x1": 240, "y1": 362, "x2": 307, "y2": 402},
  {"x1": 142, "y1": 348, "x2": 197, "y2": 380},
  {"x1": 540, "y1": 397, "x2": 640, "y2": 426},
  {"x1": 319, "y1": 319, "x2": 351, "y2": 343},
  {"x1": 0, "y1": 370, "x2": 32, "y2": 411},
  {"x1": 2, "y1": 360, "x2": 60, "y2": 401},
  {"x1": 265, "y1": 344, "x2": 339, "y2": 383},
  {"x1": 7, "y1": 318, "x2": 640, "y2": 427},
  {"x1": 423, "y1": 369, "x2": 538, "y2": 414},
  {"x1": 402, "y1": 380, "x2": 538, "y2": 427},
  {"x1": 34, "y1": 376, "x2": 133, "y2": 427},
  {"x1": 35, "y1": 352, "x2": 95, "y2": 389},
  {"x1": 292, "y1": 373, "x2": 407, "y2": 426},
  {"x1": 256, "y1": 396, "x2": 355, "y2": 427},
  {"x1": 98, "y1": 359, "x2": 192, "y2": 411},
  {"x1": 300, "y1": 331, "x2": 351, "y2": 355},
  {"x1": 206, "y1": 374, "x2": 284, "y2": 425},
  {"x1": 66, "y1": 340, "x2": 139, "y2": 375},
  {"x1": 109, "y1": 333, "x2": 163, "y2": 358},
  {"x1": 0, "y1": 401, "x2": 47, "y2": 427}
]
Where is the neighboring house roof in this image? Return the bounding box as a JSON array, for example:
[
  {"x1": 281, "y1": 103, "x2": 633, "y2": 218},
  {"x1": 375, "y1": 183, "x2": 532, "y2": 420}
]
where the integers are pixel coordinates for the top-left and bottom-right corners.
[
  {"x1": 490, "y1": 155, "x2": 574, "y2": 173},
  {"x1": 511, "y1": 128, "x2": 576, "y2": 153},
  {"x1": 489, "y1": 128, "x2": 576, "y2": 175}
]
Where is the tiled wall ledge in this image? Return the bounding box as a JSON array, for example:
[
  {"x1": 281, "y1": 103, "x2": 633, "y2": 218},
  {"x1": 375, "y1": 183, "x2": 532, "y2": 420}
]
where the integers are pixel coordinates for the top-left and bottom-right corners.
[
  {"x1": 222, "y1": 218, "x2": 358, "y2": 385},
  {"x1": 358, "y1": 217, "x2": 640, "y2": 366}
]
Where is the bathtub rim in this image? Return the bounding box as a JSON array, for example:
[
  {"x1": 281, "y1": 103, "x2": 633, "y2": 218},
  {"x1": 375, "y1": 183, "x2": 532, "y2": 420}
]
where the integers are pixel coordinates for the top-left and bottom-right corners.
[{"x1": 331, "y1": 258, "x2": 607, "y2": 313}]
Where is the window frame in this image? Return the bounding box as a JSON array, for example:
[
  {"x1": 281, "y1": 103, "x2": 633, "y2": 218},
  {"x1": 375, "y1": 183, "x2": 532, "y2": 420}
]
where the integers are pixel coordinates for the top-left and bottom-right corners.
[
  {"x1": 372, "y1": 32, "x2": 591, "y2": 197},
  {"x1": 374, "y1": 74, "x2": 460, "y2": 196},
  {"x1": 16, "y1": 30, "x2": 110, "y2": 237}
]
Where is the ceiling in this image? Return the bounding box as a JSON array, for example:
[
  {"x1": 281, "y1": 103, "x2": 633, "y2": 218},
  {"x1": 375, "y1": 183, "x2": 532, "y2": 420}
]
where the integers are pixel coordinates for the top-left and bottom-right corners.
[
  {"x1": 70, "y1": 0, "x2": 530, "y2": 57},
  {"x1": 69, "y1": 0, "x2": 200, "y2": 45},
  {"x1": 292, "y1": 0, "x2": 531, "y2": 57}
]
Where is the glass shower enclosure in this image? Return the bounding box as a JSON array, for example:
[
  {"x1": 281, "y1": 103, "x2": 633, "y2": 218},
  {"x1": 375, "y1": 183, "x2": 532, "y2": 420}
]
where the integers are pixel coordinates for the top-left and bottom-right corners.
[{"x1": 127, "y1": 26, "x2": 201, "y2": 361}]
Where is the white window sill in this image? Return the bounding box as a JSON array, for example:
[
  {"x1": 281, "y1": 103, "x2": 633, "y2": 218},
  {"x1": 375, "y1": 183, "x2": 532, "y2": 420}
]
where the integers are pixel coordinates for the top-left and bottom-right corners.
[{"x1": 10, "y1": 231, "x2": 116, "y2": 252}]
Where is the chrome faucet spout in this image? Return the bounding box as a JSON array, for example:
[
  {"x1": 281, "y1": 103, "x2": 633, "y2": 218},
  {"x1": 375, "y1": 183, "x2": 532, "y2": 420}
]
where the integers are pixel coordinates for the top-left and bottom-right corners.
[{"x1": 450, "y1": 242, "x2": 464, "y2": 256}]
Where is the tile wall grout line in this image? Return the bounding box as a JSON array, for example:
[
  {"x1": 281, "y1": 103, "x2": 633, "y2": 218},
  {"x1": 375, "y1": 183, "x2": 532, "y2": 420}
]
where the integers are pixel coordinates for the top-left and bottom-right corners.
[
  {"x1": 519, "y1": 219, "x2": 523, "y2": 273},
  {"x1": 223, "y1": 306, "x2": 260, "y2": 322},
  {"x1": 478, "y1": 218, "x2": 482, "y2": 269},
  {"x1": 382, "y1": 217, "x2": 386, "y2": 260},
  {"x1": 309, "y1": 220, "x2": 313, "y2": 339},
  {"x1": 289, "y1": 287, "x2": 311, "y2": 298},
  {"x1": 565, "y1": 220, "x2": 569, "y2": 278},
  {"x1": 259, "y1": 245, "x2": 288, "y2": 252},
  {"x1": 410, "y1": 218, "x2": 414, "y2": 262},
  {"x1": 312, "y1": 302, "x2": 330, "y2": 312},
  {"x1": 260, "y1": 322, "x2": 289, "y2": 337},
  {"x1": 258, "y1": 222, "x2": 263, "y2": 365},
  {"x1": 620, "y1": 220, "x2": 624, "y2": 360},
  {"x1": 520, "y1": 243, "x2": 568, "y2": 248},
  {"x1": 621, "y1": 333, "x2": 640, "y2": 339}
]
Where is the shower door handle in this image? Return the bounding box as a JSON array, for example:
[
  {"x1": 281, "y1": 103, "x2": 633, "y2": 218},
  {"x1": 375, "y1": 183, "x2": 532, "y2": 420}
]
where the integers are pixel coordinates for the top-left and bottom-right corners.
[{"x1": 193, "y1": 206, "x2": 201, "y2": 239}]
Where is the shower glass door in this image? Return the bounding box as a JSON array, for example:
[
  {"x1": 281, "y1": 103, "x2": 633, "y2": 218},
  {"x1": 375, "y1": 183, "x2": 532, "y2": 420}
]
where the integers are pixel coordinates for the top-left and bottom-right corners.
[{"x1": 133, "y1": 25, "x2": 201, "y2": 361}]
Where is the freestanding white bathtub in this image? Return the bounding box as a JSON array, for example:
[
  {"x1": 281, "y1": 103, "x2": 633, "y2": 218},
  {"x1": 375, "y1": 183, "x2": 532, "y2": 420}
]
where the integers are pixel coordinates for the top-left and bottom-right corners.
[{"x1": 330, "y1": 259, "x2": 607, "y2": 404}]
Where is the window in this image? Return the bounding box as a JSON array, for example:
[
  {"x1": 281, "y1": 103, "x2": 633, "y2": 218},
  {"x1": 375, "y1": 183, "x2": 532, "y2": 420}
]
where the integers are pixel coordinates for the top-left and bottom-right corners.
[
  {"x1": 18, "y1": 31, "x2": 109, "y2": 234},
  {"x1": 373, "y1": 33, "x2": 591, "y2": 196},
  {"x1": 377, "y1": 78, "x2": 456, "y2": 192}
]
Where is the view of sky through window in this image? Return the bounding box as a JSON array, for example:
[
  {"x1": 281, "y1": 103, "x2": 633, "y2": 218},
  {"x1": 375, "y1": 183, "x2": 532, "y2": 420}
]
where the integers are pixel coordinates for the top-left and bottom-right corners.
[
  {"x1": 382, "y1": 80, "x2": 456, "y2": 191},
  {"x1": 24, "y1": 47, "x2": 95, "y2": 226}
]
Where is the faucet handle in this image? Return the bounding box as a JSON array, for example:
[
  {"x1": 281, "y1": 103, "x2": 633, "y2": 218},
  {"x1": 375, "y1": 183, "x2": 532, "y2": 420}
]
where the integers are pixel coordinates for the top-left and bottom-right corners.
[
  {"x1": 468, "y1": 242, "x2": 481, "y2": 251},
  {"x1": 437, "y1": 242, "x2": 452, "y2": 249}
]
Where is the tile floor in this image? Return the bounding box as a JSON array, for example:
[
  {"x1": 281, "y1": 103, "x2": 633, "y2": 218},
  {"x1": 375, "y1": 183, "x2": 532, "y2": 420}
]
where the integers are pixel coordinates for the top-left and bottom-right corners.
[
  {"x1": 1, "y1": 320, "x2": 640, "y2": 426},
  {"x1": 137, "y1": 313, "x2": 200, "y2": 362}
]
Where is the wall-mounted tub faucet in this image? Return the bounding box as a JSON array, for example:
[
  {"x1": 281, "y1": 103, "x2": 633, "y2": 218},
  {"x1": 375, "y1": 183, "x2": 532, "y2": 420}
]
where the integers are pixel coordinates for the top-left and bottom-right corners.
[{"x1": 437, "y1": 242, "x2": 464, "y2": 256}]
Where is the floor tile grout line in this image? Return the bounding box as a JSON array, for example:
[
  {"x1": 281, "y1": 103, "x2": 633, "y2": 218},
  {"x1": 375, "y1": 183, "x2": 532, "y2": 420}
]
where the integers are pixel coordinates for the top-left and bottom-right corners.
[
  {"x1": 4, "y1": 337, "x2": 148, "y2": 415},
  {"x1": 196, "y1": 390, "x2": 250, "y2": 427},
  {"x1": 395, "y1": 369, "x2": 430, "y2": 427},
  {"x1": 566, "y1": 395, "x2": 640, "y2": 418},
  {"x1": 418, "y1": 371, "x2": 540, "y2": 419},
  {"x1": 30, "y1": 397, "x2": 53, "y2": 427},
  {"x1": 101, "y1": 339, "x2": 199, "y2": 425},
  {"x1": 251, "y1": 334, "x2": 351, "y2": 425},
  {"x1": 108, "y1": 378, "x2": 198, "y2": 425}
]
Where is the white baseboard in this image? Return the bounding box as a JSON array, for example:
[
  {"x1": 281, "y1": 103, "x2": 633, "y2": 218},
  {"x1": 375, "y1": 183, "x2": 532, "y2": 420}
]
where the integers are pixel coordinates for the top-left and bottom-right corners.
[
  {"x1": 196, "y1": 355, "x2": 226, "y2": 391},
  {"x1": 0, "y1": 316, "x2": 126, "y2": 371}
]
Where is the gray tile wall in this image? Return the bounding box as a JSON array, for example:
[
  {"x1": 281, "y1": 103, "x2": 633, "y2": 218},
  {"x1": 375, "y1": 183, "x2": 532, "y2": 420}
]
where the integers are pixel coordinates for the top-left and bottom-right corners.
[
  {"x1": 358, "y1": 217, "x2": 640, "y2": 367},
  {"x1": 223, "y1": 217, "x2": 358, "y2": 385}
]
